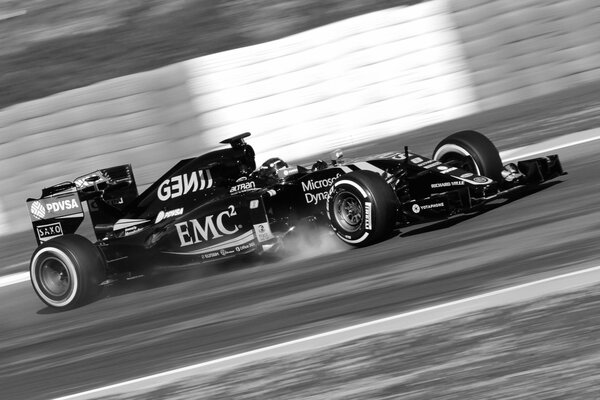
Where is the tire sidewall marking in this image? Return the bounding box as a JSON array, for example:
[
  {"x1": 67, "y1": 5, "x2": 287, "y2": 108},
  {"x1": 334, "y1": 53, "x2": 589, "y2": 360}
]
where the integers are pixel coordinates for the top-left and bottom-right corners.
[
  {"x1": 333, "y1": 179, "x2": 368, "y2": 198},
  {"x1": 328, "y1": 181, "x2": 371, "y2": 244}
]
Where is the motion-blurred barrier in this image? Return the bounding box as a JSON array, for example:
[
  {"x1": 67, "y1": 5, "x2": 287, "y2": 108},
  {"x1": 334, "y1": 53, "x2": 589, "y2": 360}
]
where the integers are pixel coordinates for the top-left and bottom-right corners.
[
  {"x1": 1, "y1": 0, "x2": 599, "y2": 235},
  {"x1": 448, "y1": 0, "x2": 600, "y2": 110}
]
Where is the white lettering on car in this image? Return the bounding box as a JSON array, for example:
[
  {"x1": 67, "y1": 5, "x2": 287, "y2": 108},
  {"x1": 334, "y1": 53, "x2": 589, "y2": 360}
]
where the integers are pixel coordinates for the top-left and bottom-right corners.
[
  {"x1": 431, "y1": 181, "x2": 466, "y2": 188},
  {"x1": 301, "y1": 174, "x2": 341, "y2": 192},
  {"x1": 421, "y1": 203, "x2": 444, "y2": 210},
  {"x1": 235, "y1": 242, "x2": 256, "y2": 252},
  {"x1": 155, "y1": 208, "x2": 184, "y2": 223},
  {"x1": 158, "y1": 169, "x2": 213, "y2": 201},
  {"x1": 175, "y1": 206, "x2": 239, "y2": 247},
  {"x1": 304, "y1": 191, "x2": 330, "y2": 205},
  {"x1": 230, "y1": 181, "x2": 256, "y2": 194},
  {"x1": 45, "y1": 199, "x2": 80, "y2": 213},
  {"x1": 36, "y1": 222, "x2": 63, "y2": 241},
  {"x1": 302, "y1": 173, "x2": 342, "y2": 204}
]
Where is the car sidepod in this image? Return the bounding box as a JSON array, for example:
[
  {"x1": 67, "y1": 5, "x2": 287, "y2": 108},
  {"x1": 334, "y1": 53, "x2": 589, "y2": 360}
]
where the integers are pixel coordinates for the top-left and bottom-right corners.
[{"x1": 151, "y1": 192, "x2": 276, "y2": 262}]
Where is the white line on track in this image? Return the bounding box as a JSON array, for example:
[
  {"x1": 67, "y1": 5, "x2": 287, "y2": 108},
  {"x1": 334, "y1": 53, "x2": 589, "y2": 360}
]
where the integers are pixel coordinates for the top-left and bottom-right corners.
[
  {"x1": 0, "y1": 261, "x2": 28, "y2": 287},
  {"x1": 53, "y1": 263, "x2": 600, "y2": 400},
  {"x1": 500, "y1": 127, "x2": 600, "y2": 162},
  {"x1": 0, "y1": 271, "x2": 29, "y2": 288},
  {"x1": 3, "y1": 128, "x2": 600, "y2": 291}
]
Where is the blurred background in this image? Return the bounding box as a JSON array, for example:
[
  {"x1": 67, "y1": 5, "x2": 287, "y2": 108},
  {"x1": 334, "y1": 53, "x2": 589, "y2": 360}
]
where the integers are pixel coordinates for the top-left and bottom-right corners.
[
  {"x1": 2, "y1": 2, "x2": 600, "y2": 399},
  {"x1": 1, "y1": 0, "x2": 599, "y2": 235}
]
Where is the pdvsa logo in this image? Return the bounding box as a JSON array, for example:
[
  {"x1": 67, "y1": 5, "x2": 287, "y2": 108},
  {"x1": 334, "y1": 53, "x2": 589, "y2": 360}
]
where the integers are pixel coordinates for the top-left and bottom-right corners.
[
  {"x1": 29, "y1": 196, "x2": 82, "y2": 221},
  {"x1": 155, "y1": 208, "x2": 184, "y2": 223},
  {"x1": 158, "y1": 169, "x2": 213, "y2": 201},
  {"x1": 30, "y1": 201, "x2": 46, "y2": 220},
  {"x1": 46, "y1": 199, "x2": 80, "y2": 213},
  {"x1": 175, "y1": 205, "x2": 239, "y2": 247}
]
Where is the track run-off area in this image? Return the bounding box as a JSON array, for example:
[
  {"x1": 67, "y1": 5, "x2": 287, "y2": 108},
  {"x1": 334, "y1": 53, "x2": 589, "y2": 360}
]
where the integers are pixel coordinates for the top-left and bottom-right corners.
[{"x1": 1, "y1": 125, "x2": 599, "y2": 399}]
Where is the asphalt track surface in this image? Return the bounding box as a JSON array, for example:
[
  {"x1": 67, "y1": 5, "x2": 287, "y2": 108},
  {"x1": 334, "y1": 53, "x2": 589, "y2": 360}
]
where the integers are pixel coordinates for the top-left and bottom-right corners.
[{"x1": 2, "y1": 137, "x2": 599, "y2": 398}]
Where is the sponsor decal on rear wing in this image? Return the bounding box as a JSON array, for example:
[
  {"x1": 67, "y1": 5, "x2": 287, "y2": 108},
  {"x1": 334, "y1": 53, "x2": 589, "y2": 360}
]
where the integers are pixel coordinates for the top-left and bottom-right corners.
[
  {"x1": 26, "y1": 191, "x2": 84, "y2": 245},
  {"x1": 28, "y1": 194, "x2": 83, "y2": 221}
]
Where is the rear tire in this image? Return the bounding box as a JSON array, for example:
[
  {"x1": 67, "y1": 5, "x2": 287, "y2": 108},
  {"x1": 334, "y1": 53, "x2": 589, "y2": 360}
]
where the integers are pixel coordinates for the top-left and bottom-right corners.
[
  {"x1": 433, "y1": 130, "x2": 503, "y2": 182},
  {"x1": 30, "y1": 234, "x2": 105, "y2": 310},
  {"x1": 327, "y1": 170, "x2": 398, "y2": 247}
]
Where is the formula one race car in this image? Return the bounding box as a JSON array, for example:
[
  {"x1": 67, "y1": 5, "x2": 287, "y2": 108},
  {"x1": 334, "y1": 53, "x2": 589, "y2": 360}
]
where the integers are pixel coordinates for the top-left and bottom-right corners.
[{"x1": 26, "y1": 130, "x2": 564, "y2": 309}]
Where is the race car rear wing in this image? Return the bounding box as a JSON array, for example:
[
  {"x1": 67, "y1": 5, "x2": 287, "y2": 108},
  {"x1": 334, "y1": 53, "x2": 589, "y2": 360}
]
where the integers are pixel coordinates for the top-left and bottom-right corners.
[{"x1": 26, "y1": 165, "x2": 138, "y2": 245}]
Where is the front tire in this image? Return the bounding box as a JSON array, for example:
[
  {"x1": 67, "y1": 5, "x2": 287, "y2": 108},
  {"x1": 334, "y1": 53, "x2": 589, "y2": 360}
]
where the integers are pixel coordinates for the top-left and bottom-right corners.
[
  {"x1": 30, "y1": 234, "x2": 105, "y2": 310},
  {"x1": 327, "y1": 170, "x2": 398, "y2": 247},
  {"x1": 433, "y1": 130, "x2": 503, "y2": 182}
]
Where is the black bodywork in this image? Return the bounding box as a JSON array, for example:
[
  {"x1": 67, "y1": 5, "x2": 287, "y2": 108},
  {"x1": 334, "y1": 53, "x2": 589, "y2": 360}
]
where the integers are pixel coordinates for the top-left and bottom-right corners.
[{"x1": 27, "y1": 132, "x2": 564, "y2": 282}]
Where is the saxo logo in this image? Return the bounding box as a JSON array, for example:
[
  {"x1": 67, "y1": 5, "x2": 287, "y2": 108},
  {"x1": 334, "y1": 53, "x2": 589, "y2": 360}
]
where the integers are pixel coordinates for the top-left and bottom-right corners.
[
  {"x1": 158, "y1": 169, "x2": 213, "y2": 201},
  {"x1": 175, "y1": 205, "x2": 239, "y2": 247},
  {"x1": 36, "y1": 222, "x2": 63, "y2": 241}
]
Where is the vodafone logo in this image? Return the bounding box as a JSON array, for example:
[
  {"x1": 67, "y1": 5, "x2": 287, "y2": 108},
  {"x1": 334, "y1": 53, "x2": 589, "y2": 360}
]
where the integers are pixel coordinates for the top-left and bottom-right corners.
[{"x1": 30, "y1": 201, "x2": 46, "y2": 220}]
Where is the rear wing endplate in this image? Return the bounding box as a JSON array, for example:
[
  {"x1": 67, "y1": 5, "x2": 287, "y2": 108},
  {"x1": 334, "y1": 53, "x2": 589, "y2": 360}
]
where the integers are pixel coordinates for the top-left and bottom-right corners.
[
  {"x1": 26, "y1": 186, "x2": 84, "y2": 245},
  {"x1": 26, "y1": 164, "x2": 138, "y2": 245}
]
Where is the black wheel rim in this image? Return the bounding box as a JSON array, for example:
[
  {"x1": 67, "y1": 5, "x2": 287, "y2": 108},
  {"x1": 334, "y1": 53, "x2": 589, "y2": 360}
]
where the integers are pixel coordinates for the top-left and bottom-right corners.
[
  {"x1": 334, "y1": 191, "x2": 363, "y2": 232},
  {"x1": 39, "y1": 256, "x2": 70, "y2": 298}
]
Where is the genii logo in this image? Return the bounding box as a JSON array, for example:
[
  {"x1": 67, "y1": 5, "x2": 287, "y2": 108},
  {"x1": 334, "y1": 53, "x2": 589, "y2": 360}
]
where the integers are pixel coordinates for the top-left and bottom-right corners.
[
  {"x1": 158, "y1": 169, "x2": 213, "y2": 201},
  {"x1": 175, "y1": 205, "x2": 239, "y2": 247}
]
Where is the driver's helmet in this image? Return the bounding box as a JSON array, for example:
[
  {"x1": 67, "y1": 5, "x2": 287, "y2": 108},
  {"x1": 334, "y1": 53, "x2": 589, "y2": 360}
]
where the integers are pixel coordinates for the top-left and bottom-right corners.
[{"x1": 258, "y1": 157, "x2": 288, "y2": 179}]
